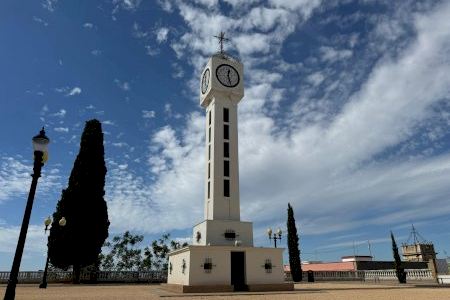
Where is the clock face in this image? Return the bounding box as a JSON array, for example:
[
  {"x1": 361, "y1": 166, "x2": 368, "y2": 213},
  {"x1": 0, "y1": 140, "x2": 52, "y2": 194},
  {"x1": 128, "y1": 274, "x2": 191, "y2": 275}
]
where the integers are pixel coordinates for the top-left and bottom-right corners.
[
  {"x1": 201, "y1": 68, "x2": 210, "y2": 94},
  {"x1": 216, "y1": 64, "x2": 240, "y2": 88}
]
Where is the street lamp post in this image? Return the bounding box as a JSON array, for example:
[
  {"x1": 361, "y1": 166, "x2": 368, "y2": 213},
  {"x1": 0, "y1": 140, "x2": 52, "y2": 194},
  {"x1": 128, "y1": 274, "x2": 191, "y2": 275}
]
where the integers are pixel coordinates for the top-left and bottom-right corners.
[
  {"x1": 39, "y1": 216, "x2": 66, "y2": 289},
  {"x1": 267, "y1": 228, "x2": 282, "y2": 248},
  {"x1": 4, "y1": 128, "x2": 50, "y2": 300}
]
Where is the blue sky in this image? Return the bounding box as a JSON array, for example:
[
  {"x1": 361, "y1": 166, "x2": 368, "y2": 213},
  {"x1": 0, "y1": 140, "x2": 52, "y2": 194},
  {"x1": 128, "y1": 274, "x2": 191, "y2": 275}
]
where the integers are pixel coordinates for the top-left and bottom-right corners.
[{"x1": 1, "y1": 0, "x2": 450, "y2": 271}]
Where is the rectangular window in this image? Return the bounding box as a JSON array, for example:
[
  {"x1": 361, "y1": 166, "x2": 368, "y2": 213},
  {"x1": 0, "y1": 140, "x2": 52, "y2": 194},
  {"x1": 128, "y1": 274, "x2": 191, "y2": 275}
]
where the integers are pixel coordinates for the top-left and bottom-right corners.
[
  {"x1": 224, "y1": 142, "x2": 229, "y2": 158},
  {"x1": 224, "y1": 179, "x2": 230, "y2": 197},
  {"x1": 224, "y1": 160, "x2": 229, "y2": 177},
  {"x1": 224, "y1": 124, "x2": 229, "y2": 140},
  {"x1": 208, "y1": 163, "x2": 210, "y2": 179},
  {"x1": 208, "y1": 181, "x2": 210, "y2": 199},
  {"x1": 209, "y1": 127, "x2": 211, "y2": 143},
  {"x1": 209, "y1": 110, "x2": 211, "y2": 125},
  {"x1": 208, "y1": 145, "x2": 211, "y2": 160},
  {"x1": 223, "y1": 108, "x2": 229, "y2": 123}
]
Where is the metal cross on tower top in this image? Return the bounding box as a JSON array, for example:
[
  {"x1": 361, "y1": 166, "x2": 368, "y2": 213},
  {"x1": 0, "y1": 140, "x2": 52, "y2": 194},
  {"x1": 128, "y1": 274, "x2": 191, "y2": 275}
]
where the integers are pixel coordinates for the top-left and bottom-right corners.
[{"x1": 214, "y1": 31, "x2": 229, "y2": 54}]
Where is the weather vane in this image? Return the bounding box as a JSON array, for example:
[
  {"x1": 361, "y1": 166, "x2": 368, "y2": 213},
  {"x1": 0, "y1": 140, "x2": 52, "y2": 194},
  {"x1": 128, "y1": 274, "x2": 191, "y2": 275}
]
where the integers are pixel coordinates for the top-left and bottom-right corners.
[{"x1": 214, "y1": 31, "x2": 229, "y2": 54}]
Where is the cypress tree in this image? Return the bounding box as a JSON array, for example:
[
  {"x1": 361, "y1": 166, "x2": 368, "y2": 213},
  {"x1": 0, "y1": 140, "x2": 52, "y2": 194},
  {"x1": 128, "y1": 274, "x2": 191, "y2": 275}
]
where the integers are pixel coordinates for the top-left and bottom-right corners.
[
  {"x1": 48, "y1": 119, "x2": 109, "y2": 283},
  {"x1": 391, "y1": 231, "x2": 406, "y2": 283},
  {"x1": 287, "y1": 203, "x2": 302, "y2": 282}
]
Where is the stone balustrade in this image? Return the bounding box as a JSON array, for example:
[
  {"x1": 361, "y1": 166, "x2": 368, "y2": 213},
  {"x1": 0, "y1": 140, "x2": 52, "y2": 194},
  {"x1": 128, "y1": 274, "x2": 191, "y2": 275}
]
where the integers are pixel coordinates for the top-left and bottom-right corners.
[{"x1": 0, "y1": 271, "x2": 167, "y2": 284}]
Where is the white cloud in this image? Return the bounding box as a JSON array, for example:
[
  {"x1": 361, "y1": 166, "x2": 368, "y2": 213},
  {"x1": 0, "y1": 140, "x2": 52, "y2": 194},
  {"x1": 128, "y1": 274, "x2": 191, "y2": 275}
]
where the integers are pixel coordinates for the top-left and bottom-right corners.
[
  {"x1": 145, "y1": 45, "x2": 160, "y2": 56},
  {"x1": 268, "y1": 0, "x2": 322, "y2": 19},
  {"x1": 54, "y1": 127, "x2": 69, "y2": 133},
  {"x1": 114, "y1": 79, "x2": 130, "y2": 91},
  {"x1": 112, "y1": 142, "x2": 128, "y2": 148},
  {"x1": 103, "y1": 120, "x2": 116, "y2": 126},
  {"x1": 103, "y1": 1, "x2": 450, "y2": 238},
  {"x1": 132, "y1": 22, "x2": 148, "y2": 39},
  {"x1": 306, "y1": 72, "x2": 325, "y2": 86},
  {"x1": 320, "y1": 46, "x2": 353, "y2": 62},
  {"x1": 32, "y1": 16, "x2": 48, "y2": 27},
  {"x1": 42, "y1": 0, "x2": 58, "y2": 12},
  {"x1": 113, "y1": 0, "x2": 142, "y2": 11},
  {"x1": 52, "y1": 109, "x2": 66, "y2": 118},
  {"x1": 83, "y1": 22, "x2": 93, "y2": 29},
  {"x1": 67, "y1": 87, "x2": 82, "y2": 96},
  {"x1": 142, "y1": 110, "x2": 156, "y2": 119},
  {"x1": 91, "y1": 49, "x2": 102, "y2": 56},
  {"x1": 155, "y1": 27, "x2": 169, "y2": 43},
  {"x1": 171, "y1": 63, "x2": 184, "y2": 78},
  {"x1": 0, "y1": 157, "x2": 61, "y2": 204},
  {"x1": 157, "y1": 0, "x2": 173, "y2": 12},
  {"x1": 0, "y1": 225, "x2": 47, "y2": 254}
]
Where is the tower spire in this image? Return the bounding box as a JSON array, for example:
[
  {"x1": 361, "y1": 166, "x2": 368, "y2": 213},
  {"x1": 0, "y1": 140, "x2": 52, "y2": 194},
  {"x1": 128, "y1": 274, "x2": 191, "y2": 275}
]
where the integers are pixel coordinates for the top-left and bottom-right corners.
[{"x1": 214, "y1": 31, "x2": 229, "y2": 54}]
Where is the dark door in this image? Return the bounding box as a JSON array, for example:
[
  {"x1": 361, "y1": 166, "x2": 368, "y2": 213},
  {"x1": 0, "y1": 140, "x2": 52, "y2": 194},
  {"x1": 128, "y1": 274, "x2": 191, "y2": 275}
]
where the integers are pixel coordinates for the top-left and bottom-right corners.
[{"x1": 231, "y1": 251, "x2": 246, "y2": 291}]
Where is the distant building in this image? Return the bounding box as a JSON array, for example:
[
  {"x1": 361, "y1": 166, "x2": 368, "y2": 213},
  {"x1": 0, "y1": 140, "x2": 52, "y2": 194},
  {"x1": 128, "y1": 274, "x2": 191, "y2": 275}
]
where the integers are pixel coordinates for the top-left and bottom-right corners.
[
  {"x1": 401, "y1": 225, "x2": 437, "y2": 262},
  {"x1": 402, "y1": 243, "x2": 436, "y2": 262},
  {"x1": 284, "y1": 255, "x2": 428, "y2": 273}
]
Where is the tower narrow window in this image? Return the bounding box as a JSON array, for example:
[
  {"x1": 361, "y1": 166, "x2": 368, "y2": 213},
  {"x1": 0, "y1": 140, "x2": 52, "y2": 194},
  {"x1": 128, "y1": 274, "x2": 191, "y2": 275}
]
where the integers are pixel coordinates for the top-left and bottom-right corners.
[
  {"x1": 223, "y1": 108, "x2": 229, "y2": 123},
  {"x1": 208, "y1": 145, "x2": 211, "y2": 160},
  {"x1": 208, "y1": 163, "x2": 210, "y2": 179},
  {"x1": 224, "y1": 179, "x2": 230, "y2": 197},
  {"x1": 209, "y1": 127, "x2": 211, "y2": 143},
  {"x1": 224, "y1": 142, "x2": 229, "y2": 158},
  {"x1": 224, "y1": 124, "x2": 229, "y2": 140},
  {"x1": 209, "y1": 110, "x2": 211, "y2": 125},
  {"x1": 224, "y1": 160, "x2": 229, "y2": 177},
  {"x1": 208, "y1": 181, "x2": 210, "y2": 199}
]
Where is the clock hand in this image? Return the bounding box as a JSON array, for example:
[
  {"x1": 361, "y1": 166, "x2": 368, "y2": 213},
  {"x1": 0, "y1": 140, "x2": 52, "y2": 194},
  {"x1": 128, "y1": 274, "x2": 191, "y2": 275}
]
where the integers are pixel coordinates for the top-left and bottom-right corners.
[{"x1": 227, "y1": 70, "x2": 231, "y2": 85}]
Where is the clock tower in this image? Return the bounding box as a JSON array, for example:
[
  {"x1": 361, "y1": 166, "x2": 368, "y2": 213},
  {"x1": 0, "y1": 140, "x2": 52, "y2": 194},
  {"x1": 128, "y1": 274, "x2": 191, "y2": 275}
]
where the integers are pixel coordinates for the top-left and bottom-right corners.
[{"x1": 166, "y1": 34, "x2": 292, "y2": 293}]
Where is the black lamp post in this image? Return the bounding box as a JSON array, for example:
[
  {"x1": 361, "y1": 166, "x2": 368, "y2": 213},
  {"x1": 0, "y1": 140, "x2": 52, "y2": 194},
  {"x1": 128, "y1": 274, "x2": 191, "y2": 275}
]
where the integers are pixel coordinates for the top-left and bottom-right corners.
[
  {"x1": 4, "y1": 128, "x2": 50, "y2": 300},
  {"x1": 267, "y1": 227, "x2": 282, "y2": 248},
  {"x1": 39, "y1": 216, "x2": 66, "y2": 289}
]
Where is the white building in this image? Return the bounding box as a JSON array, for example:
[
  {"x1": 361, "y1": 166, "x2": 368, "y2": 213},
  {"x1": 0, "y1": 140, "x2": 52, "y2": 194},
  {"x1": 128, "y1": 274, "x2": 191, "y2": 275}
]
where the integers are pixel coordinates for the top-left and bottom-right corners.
[{"x1": 165, "y1": 50, "x2": 293, "y2": 293}]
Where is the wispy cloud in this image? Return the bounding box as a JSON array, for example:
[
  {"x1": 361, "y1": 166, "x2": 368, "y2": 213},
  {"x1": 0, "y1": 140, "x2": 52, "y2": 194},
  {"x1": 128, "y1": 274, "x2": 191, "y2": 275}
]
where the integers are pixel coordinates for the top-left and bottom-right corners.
[
  {"x1": 114, "y1": 79, "x2": 130, "y2": 91},
  {"x1": 54, "y1": 127, "x2": 69, "y2": 133},
  {"x1": 102, "y1": 1, "x2": 450, "y2": 239},
  {"x1": 91, "y1": 49, "x2": 102, "y2": 56},
  {"x1": 67, "y1": 87, "x2": 82, "y2": 96},
  {"x1": 0, "y1": 157, "x2": 61, "y2": 204},
  {"x1": 42, "y1": 0, "x2": 58, "y2": 12},
  {"x1": 51, "y1": 109, "x2": 66, "y2": 118},
  {"x1": 155, "y1": 27, "x2": 169, "y2": 43},
  {"x1": 32, "y1": 16, "x2": 48, "y2": 27},
  {"x1": 83, "y1": 22, "x2": 93, "y2": 29},
  {"x1": 142, "y1": 110, "x2": 156, "y2": 119}
]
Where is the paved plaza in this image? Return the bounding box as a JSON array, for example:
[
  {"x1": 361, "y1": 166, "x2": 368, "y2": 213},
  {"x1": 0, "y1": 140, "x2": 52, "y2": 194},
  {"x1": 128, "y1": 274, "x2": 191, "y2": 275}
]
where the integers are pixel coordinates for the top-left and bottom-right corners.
[{"x1": 1, "y1": 282, "x2": 449, "y2": 300}]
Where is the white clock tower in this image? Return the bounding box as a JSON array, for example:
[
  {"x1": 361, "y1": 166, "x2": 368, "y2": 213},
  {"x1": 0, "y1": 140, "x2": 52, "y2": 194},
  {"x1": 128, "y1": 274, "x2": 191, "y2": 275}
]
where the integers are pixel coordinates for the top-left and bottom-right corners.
[{"x1": 166, "y1": 34, "x2": 293, "y2": 293}]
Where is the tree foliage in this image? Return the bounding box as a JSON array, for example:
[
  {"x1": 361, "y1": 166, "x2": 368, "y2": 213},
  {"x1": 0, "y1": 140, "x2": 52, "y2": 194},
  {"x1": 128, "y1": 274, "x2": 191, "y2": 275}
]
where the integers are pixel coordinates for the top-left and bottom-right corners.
[
  {"x1": 99, "y1": 231, "x2": 147, "y2": 271},
  {"x1": 391, "y1": 231, "x2": 406, "y2": 283},
  {"x1": 287, "y1": 203, "x2": 302, "y2": 282},
  {"x1": 99, "y1": 232, "x2": 187, "y2": 272},
  {"x1": 48, "y1": 119, "x2": 109, "y2": 283}
]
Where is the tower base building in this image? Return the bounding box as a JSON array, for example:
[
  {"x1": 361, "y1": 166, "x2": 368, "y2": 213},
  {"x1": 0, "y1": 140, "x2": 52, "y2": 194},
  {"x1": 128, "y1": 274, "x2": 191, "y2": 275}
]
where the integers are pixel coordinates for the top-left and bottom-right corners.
[{"x1": 166, "y1": 51, "x2": 293, "y2": 292}]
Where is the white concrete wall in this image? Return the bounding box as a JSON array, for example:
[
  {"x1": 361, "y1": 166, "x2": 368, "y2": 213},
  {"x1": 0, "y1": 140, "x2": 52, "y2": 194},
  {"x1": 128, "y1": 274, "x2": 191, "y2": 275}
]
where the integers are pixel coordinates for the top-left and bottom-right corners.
[
  {"x1": 189, "y1": 246, "x2": 232, "y2": 286},
  {"x1": 193, "y1": 220, "x2": 253, "y2": 247},
  {"x1": 245, "y1": 248, "x2": 285, "y2": 284},
  {"x1": 167, "y1": 248, "x2": 191, "y2": 285},
  {"x1": 200, "y1": 54, "x2": 244, "y2": 223},
  {"x1": 204, "y1": 97, "x2": 241, "y2": 221},
  {"x1": 168, "y1": 246, "x2": 285, "y2": 286}
]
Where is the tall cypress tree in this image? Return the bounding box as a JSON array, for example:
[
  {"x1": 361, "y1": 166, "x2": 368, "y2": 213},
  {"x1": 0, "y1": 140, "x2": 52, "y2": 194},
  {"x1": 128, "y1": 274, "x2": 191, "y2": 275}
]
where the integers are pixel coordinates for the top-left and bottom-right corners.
[
  {"x1": 287, "y1": 203, "x2": 302, "y2": 282},
  {"x1": 48, "y1": 119, "x2": 109, "y2": 283},
  {"x1": 391, "y1": 231, "x2": 406, "y2": 283}
]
